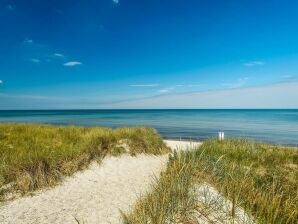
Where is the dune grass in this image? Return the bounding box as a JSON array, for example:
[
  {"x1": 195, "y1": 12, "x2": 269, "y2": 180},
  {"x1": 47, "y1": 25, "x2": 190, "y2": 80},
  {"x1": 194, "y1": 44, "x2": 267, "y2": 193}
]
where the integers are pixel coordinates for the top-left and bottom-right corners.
[
  {"x1": 122, "y1": 150, "x2": 199, "y2": 224},
  {"x1": 0, "y1": 123, "x2": 170, "y2": 200},
  {"x1": 124, "y1": 139, "x2": 298, "y2": 224}
]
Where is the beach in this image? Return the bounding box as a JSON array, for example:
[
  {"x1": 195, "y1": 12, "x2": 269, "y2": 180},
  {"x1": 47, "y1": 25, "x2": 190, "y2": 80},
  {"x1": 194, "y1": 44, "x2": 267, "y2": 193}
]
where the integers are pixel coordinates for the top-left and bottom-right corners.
[
  {"x1": 2, "y1": 1, "x2": 297, "y2": 222},
  {"x1": 1, "y1": 123, "x2": 295, "y2": 224},
  {"x1": 0, "y1": 125, "x2": 297, "y2": 223},
  {"x1": 0, "y1": 140, "x2": 200, "y2": 224}
]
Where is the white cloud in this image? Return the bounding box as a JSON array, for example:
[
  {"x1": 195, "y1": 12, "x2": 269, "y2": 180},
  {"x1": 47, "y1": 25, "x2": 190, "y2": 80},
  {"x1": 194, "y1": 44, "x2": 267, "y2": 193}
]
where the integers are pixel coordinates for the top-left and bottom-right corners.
[
  {"x1": 130, "y1": 84, "x2": 159, "y2": 87},
  {"x1": 0, "y1": 93, "x2": 69, "y2": 101},
  {"x1": 243, "y1": 61, "x2": 265, "y2": 67},
  {"x1": 30, "y1": 58, "x2": 41, "y2": 63},
  {"x1": 24, "y1": 38, "x2": 33, "y2": 44},
  {"x1": 158, "y1": 87, "x2": 175, "y2": 93},
  {"x1": 112, "y1": 0, "x2": 119, "y2": 4},
  {"x1": 64, "y1": 61, "x2": 82, "y2": 67},
  {"x1": 2, "y1": 82, "x2": 297, "y2": 110},
  {"x1": 54, "y1": 53, "x2": 64, "y2": 58},
  {"x1": 187, "y1": 84, "x2": 202, "y2": 87},
  {"x1": 104, "y1": 82, "x2": 298, "y2": 109},
  {"x1": 175, "y1": 84, "x2": 203, "y2": 87},
  {"x1": 159, "y1": 89, "x2": 169, "y2": 93},
  {"x1": 222, "y1": 77, "x2": 249, "y2": 89},
  {"x1": 0, "y1": 80, "x2": 3, "y2": 84},
  {"x1": 6, "y1": 4, "x2": 16, "y2": 11}
]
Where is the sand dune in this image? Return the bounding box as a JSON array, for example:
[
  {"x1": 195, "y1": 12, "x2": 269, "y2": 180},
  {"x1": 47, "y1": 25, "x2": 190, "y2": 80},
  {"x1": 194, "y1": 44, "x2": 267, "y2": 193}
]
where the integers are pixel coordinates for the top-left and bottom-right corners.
[
  {"x1": 0, "y1": 140, "x2": 255, "y2": 224},
  {"x1": 0, "y1": 140, "x2": 204, "y2": 224},
  {"x1": 1, "y1": 140, "x2": 199, "y2": 224},
  {"x1": 0, "y1": 154, "x2": 168, "y2": 224}
]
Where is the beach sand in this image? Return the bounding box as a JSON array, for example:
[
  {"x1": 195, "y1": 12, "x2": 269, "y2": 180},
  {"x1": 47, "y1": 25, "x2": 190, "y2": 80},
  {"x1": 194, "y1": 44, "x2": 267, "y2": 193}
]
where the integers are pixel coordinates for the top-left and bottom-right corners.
[
  {"x1": 164, "y1": 139, "x2": 202, "y2": 151},
  {"x1": 0, "y1": 140, "x2": 199, "y2": 224},
  {"x1": 0, "y1": 140, "x2": 254, "y2": 223},
  {"x1": 0, "y1": 155, "x2": 168, "y2": 224}
]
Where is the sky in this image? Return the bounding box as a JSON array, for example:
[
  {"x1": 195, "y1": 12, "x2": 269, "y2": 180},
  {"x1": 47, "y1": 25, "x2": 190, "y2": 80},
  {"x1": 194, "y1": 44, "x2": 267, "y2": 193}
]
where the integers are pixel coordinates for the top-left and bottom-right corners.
[{"x1": 0, "y1": 0, "x2": 298, "y2": 109}]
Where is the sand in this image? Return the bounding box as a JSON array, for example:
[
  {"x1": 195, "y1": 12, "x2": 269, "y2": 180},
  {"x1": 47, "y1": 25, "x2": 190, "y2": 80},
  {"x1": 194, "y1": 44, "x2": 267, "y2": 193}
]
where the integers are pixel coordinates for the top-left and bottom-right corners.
[
  {"x1": 194, "y1": 184, "x2": 255, "y2": 224},
  {"x1": 0, "y1": 155, "x2": 168, "y2": 224},
  {"x1": 0, "y1": 140, "x2": 253, "y2": 224},
  {"x1": 0, "y1": 140, "x2": 197, "y2": 224},
  {"x1": 164, "y1": 139, "x2": 202, "y2": 151}
]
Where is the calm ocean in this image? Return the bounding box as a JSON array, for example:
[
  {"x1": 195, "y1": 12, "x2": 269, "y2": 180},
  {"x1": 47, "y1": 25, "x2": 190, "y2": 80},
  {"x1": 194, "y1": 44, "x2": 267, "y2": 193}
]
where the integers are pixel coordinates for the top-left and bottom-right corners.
[{"x1": 0, "y1": 109, "x2": 297, "y2": 146}]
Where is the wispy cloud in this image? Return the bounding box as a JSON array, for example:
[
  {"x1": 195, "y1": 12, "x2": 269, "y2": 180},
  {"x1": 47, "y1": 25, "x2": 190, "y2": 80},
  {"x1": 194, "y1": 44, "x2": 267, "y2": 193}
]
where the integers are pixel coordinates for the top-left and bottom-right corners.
[
  {"x1": 243, "y1": 61, "x2": 265, "y2": 67},
  {"x1": 158, "y1": 87, "x2": 175, "y2": 93},
  {"x1": 0, "y1": 93, "x2": 68, "y2": 101},
  {"x1": 281, "y1": 75, "x2": 298, "y2": 82},
  {"x1": 187, "y1": 84, "x2": 202, "y2": 87},
  {"x1": 54, "y1": 53, "x2": 65, "y2": 58},
  {"x1": 6, "y1": 4, "x2": 16, "y2": 11},
  {"x1": 222, "y1": 77, "x2": 249, "y2": 89},
  {"x1": 130, "y1": 84, "x2": 159, "y2": 87},
  {"x1": 23, "y1": 38, "x2": 33, "y2": 44},
  {"x1": 29, "y1": 58, "x2": 41, "y2": 63},
  {"x1": 103, "y1": 82, "x2": 298, "y2": 109},
  {"x1": 157, "y1": 84, "x2": 201, "y2": 93},
  {"x1": 282, "y1": 75, "x2": 292, "y2": 79},
  {"x1": 0, "y1": 80, "x2": 3, "y2": 84},
  {"x1": 159, "y1": 89, "x2": 170, "y2": 93},
  {"x1": 64, "y1": 61, "x2": 82, "y2": 67},
  {"x1": 174, "y1": 84, "x2": 203, "y2": 88}
]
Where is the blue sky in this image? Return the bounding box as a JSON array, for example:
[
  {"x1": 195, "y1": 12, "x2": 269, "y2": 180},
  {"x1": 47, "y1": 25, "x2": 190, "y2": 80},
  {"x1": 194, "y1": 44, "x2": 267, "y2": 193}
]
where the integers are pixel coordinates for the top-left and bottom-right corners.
[{"x1": 0, "y1": 0, "x2": 298, "y2": 109}]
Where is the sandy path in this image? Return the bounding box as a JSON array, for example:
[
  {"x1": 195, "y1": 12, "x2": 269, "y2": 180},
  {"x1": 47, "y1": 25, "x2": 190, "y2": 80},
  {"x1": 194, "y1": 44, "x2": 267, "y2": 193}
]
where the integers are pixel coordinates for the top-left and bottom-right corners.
[
  {"x1": 0, "y1": 140, "x2": 199, "y2": 224},
  {"x1": 0, "y1": 154, "x2": 168, "y2": 224},
  {"x1": 164, "y1": 139, "x2": 202, "y2": 151}
]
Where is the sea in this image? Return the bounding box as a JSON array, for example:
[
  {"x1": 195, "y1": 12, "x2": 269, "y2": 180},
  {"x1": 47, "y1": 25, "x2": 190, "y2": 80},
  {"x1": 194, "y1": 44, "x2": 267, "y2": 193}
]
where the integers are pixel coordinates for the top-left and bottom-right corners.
[{"x1": 0, "y1": 109, "x2": 297, "y2": 146}]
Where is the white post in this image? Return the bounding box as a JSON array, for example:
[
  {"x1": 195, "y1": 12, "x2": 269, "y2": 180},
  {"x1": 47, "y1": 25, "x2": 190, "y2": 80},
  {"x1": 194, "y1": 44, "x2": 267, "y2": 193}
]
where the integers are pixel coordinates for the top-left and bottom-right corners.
[{"x1": 219, "y1": 132, "x2": 225, "y2": 141}]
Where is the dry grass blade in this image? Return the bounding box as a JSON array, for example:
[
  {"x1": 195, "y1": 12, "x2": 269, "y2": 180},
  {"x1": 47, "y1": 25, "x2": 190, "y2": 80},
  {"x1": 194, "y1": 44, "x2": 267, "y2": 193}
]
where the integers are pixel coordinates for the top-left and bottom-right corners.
[
  {"x1": 0, "y1": 123, "x2": 170, "y2": 201},
  {"x1": 124, "y1": 139, "x2": 298, "y2": 224}
]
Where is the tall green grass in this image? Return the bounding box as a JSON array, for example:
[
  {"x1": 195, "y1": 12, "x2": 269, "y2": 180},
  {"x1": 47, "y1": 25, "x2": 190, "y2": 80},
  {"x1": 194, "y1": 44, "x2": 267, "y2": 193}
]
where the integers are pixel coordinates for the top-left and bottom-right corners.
[
  {"x1": 197, "y1": 139, "x2": 298, "y2": 223},
  {"x1": 0, "y1": 123, "x2": 169, "y2": 200},
  {"x1": 122, "y1": 150, "x2": 198, "y2": 223},
  {"x1": 125, "y1": 139, "x2": 298, "y2": 223}
]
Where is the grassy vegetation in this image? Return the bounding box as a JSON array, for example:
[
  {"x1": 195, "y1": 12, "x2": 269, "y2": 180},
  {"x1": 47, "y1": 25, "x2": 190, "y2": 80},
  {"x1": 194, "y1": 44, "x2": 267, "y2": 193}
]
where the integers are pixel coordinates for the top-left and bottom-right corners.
[
  {"x1": 124, "y1": 139, "x2": 298, "y2": 224},
  {"x1": 122, "y1": 150, "x2": 198, "y2": 224},
  {"x1": 0, "y1": 123, "x2": 170, "y2": 200}
]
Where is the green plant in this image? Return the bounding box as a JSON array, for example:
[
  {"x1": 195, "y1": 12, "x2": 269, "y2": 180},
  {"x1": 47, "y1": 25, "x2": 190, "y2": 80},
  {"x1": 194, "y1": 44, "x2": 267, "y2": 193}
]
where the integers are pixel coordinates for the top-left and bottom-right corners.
[
  {"x1": 0, "y1": 123, "x2": 169, "y2": 200},
  {"x1": 125, "y1": 139, "x2": 298, "y2": 224}
]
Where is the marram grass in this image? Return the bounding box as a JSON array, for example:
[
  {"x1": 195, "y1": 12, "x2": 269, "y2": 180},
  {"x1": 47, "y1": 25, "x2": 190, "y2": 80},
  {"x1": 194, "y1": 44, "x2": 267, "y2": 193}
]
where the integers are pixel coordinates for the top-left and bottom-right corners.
[
  {"x1": 122, "y1": 150, "x2": 198, "y2": 224},
  {"x1": 124, "y1": 139, "x2": 298, "y2": 224},
  {"x1": 0, "y1": 123, "x2": 170, "y2": 200}
]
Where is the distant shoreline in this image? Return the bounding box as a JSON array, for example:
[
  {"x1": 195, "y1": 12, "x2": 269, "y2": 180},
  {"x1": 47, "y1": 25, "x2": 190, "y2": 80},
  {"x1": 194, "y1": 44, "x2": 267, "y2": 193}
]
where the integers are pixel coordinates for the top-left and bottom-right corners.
[{"x1": 1, "y1": 108, "x2": 298, "y2": 111}]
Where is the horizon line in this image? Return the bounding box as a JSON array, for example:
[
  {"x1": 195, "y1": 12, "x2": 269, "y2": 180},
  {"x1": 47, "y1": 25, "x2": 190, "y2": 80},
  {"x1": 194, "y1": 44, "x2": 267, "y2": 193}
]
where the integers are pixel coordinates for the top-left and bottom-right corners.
[{"x1": 1, "y1": 108, "x2": 298, "y2": 111}]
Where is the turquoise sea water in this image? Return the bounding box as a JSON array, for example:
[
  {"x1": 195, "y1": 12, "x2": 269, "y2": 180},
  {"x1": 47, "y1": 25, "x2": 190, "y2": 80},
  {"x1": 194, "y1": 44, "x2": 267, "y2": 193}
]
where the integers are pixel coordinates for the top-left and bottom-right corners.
[{"x1": 0, "y1": 109, "x2": 297, "y2": 146}]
